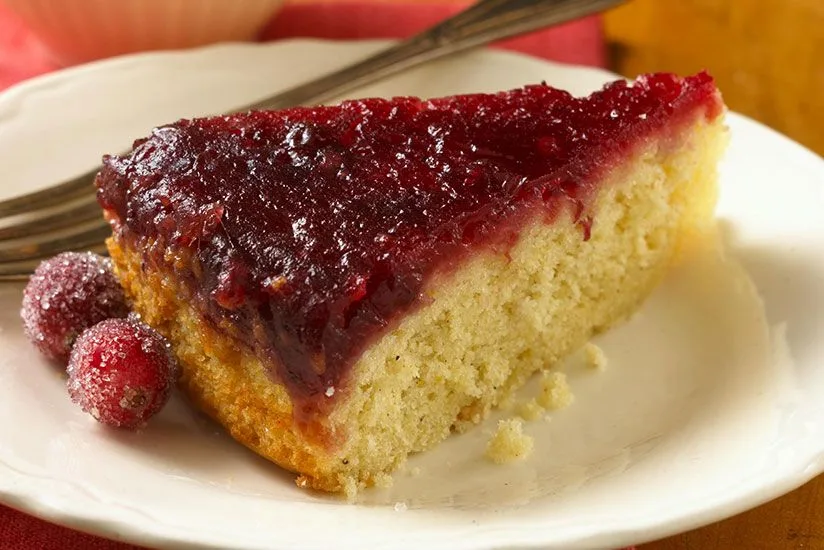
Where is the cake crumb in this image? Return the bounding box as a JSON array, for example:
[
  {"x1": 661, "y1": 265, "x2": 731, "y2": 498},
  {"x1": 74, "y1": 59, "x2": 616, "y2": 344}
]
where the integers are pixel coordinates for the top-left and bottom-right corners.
[
  {"x1": 516, "y1": 398, "x2": 545, "y2": 421},
  {"x1": 537, "y1": 372, "x2": 574, "y2": 410},
  {"x1": 409, "y1": 466, "x2": 422, "y2": 477},
  {"x1": 485, "y1": 418, "x2": 534, "y2": 464},
  {"x1": 394, "y1": 501, "x2": 408, "y2": 512},
  {"x1": 584, "y1": 342, "x2": 608, "y2": 369},
  {"x1": 374, "y1": 472, "x2": 394, "y2": 489},
  {"x1": 341, "y1": 476, "x2": 359, "y2": 501}
]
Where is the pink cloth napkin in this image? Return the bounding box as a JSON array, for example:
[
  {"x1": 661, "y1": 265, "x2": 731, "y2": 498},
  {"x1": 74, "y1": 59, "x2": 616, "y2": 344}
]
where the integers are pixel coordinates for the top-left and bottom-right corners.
[{"x1": 0, "y1": 2, "x2": 615, "y2": 549}]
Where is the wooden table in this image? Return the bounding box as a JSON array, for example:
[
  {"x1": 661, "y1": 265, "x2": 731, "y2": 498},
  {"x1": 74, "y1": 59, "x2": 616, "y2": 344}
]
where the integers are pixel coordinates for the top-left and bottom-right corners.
[
  {"x1": 298, "y1": 1, "x2": 824, "y2": 547},
  {"x1": 605, "y1": 1, "x2": 824, "y2": 547}
]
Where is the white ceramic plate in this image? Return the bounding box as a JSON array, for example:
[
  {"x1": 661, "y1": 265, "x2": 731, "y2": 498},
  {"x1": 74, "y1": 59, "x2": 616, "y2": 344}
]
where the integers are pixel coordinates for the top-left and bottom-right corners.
[{"x1": 1, "y1": 40, "x2": 823, "y2": 550}]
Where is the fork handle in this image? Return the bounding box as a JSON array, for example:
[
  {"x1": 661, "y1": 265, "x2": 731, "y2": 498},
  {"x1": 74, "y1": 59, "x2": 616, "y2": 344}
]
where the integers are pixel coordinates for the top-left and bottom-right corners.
[{"x1": 242, "y1": 0, "x2": 624, "y2": 112}]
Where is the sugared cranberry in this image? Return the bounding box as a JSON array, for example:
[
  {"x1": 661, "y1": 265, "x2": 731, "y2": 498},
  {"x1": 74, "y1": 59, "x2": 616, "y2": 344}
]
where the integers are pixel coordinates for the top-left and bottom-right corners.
[
  {"x1": 67, "y1": 318, "x2": 177, "y2": 429},
  {"x1": 21, "y1": 252, "x2": 129, "y2": 363}
]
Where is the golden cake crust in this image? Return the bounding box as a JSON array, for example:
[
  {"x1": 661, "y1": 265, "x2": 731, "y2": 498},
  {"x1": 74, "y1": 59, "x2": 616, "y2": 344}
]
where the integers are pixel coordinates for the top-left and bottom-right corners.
[{"x1": 108, "y1": 238, "x2": 344, "y2": 491}]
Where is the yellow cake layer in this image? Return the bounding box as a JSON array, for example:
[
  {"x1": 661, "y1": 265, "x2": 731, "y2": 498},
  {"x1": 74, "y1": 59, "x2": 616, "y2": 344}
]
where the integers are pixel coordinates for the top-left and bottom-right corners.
[{"x1": 108, "y1": 113, "x2": 726, "y2": 495}]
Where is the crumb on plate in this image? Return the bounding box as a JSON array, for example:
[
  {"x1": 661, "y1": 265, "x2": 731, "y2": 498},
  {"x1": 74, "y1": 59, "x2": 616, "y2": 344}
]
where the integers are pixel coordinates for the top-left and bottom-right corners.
[
  {"x1": 485, "y1": 418, "x2": 534, "y2": 464},
  {"x1": 584, "y1": 342, "x2": 608, "y2": 369},
  {"x1": 517, "y1": 398, "x2": 545, "y2": 421},
  {"x1": 537, "y1": 371, "x2": 574, "y2": 410}
]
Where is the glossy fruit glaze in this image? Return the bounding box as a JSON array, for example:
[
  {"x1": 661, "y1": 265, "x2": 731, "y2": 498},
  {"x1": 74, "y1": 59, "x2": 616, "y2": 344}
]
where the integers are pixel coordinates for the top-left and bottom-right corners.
[{"x1": 96, "y1": 72, "x2": 722, "y2": 418}]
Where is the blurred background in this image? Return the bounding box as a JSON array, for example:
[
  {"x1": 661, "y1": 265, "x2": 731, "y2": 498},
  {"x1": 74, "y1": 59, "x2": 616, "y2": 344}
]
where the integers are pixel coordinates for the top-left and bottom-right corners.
[
  {"x1": 1, "y1": 0, "x2": 821, "y2": 156},
  {"x1": 604, "y1": 0, "x2": 823, "y2": 165},
  {"x1": 0, "y1": 0, "x2": 821, "y2": 549}
]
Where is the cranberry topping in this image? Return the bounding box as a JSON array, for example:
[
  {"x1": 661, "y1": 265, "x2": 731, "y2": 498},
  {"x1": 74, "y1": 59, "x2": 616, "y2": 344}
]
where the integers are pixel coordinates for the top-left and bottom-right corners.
[{"x1": 95, "y1": 73, "x2": 722, "y2": 416}]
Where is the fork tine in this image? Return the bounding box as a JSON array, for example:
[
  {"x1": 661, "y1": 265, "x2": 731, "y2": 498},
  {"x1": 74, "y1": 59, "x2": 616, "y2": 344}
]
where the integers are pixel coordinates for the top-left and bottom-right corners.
[
  {"x1": 0, "y1": 242, "x2": 110, "y2": 281},
  {"x1": 0, "y1": 170, "x2": 96, "y2": 218},
  {"x1": 0, "y1": 197, "x2": 103, "y2": 241},
  {"x1": 0, "y1": 222, "x2": 111, "y2": 264}
]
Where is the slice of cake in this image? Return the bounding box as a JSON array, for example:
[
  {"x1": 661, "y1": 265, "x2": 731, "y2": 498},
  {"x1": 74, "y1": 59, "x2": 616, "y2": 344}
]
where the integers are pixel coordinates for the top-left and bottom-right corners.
[{"x1": 95, "y1": 72, "x2": 726, "y2": 494}]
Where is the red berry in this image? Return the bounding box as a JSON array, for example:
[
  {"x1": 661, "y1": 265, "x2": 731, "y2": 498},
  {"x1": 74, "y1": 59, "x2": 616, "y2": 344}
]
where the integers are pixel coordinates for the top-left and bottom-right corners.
[
  {"x1": 67, "y1": 318, "x2": 177, "y2": 429},
  {"x1": 21, "y1": 252, "x2": 129, "y2": 363}
]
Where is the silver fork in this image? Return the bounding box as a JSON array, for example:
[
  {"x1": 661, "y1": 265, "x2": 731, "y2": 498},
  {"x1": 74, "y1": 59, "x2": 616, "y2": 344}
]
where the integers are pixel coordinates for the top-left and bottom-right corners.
[{"x1": 0, "y1": 0, "x2": 624, "y2": 280}]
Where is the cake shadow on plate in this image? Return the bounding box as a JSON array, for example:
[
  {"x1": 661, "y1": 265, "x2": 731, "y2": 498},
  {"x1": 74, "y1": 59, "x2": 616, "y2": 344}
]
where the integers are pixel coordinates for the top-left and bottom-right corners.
[
  {"x1": 101, "y1": 394, "x2": 300, "y2": 492},
  {"x1": 717, "y1": 219, "x2": 824, "y2": 366}
]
